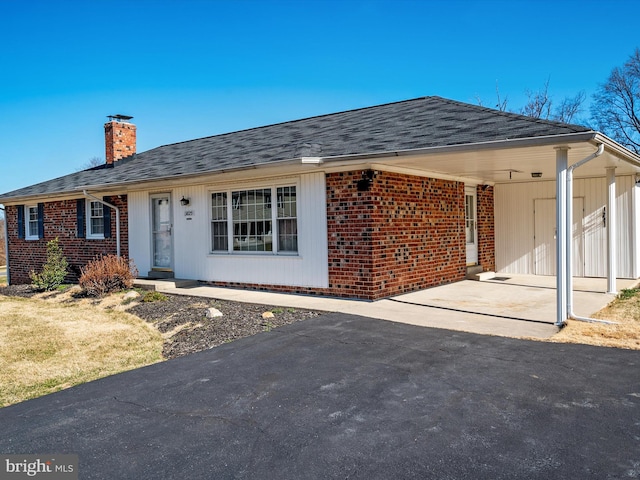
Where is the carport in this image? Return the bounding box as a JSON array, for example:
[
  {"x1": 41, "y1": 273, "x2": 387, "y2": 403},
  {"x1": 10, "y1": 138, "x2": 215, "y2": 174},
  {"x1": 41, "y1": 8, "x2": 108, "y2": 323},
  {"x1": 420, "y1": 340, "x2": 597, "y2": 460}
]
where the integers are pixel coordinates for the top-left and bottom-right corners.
[{"x1": 352, "y1": 132, "x2": 640, "y2": 326}]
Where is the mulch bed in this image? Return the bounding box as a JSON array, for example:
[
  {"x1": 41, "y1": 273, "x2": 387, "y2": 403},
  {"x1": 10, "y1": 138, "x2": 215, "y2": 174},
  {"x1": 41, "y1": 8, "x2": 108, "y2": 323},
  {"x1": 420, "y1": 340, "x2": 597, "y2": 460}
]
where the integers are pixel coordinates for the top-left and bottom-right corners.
[{"x1": 0, "y1": 285, "x2": 323, "y2": 359}]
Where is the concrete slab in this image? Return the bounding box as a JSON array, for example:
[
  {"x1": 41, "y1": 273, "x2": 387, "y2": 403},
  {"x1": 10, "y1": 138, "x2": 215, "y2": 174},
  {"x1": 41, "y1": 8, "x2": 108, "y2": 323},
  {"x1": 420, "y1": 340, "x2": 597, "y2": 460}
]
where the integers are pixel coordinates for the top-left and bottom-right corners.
[{"x1": 135, "y1": 274, "x2": 637, "y2": 340}]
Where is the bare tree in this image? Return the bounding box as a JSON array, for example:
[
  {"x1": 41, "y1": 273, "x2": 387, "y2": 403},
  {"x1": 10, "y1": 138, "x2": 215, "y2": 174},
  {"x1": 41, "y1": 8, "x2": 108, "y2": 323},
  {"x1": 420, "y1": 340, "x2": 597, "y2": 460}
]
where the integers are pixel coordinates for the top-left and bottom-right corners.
[
  {"x1": 591, "y1": 48, "x2": 640, "y2": 154},
  {"x1": 519, "y1": 79, "x2": 585, "y2": 123},
  {"x1": 76, "y1": 156, "x2": 104, "y2": 171},
  {"x1": 521, "y1": 79, "x2": 553, "y2": 119},
  {"x1": 477, "y1": 79, "x2": 584, "y2": 123},
  {"x1": 554, "y1": 91, "x2": 586, "y2": 123},
  {"x1": 475, "y1": 82, "x2": 508, "y2": 111}
]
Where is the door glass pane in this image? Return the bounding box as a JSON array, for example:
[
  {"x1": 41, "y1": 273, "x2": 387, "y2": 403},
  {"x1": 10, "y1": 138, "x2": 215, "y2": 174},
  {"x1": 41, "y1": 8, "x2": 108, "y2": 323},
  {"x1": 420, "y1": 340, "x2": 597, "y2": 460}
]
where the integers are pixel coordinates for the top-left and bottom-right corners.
[
  {"x1": 152, "y1": 197, "x2": 171, "y2": 268},
  {"x1": 465, "y1": 194, "x2": 475, "y2": 244}
]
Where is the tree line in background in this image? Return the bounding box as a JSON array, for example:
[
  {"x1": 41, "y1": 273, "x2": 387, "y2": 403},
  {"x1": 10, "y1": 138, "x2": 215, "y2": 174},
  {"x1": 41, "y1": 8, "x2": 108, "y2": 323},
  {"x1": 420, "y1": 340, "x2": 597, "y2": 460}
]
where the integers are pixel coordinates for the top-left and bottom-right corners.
[{"x1": 478, "y1": 48, "x2": 640, "y2": 154}]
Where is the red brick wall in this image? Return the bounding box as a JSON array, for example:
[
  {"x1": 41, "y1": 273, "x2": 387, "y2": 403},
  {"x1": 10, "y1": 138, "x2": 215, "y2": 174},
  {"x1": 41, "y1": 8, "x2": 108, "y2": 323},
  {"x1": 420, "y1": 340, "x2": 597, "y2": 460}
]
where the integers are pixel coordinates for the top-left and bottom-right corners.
[
  {"x1": 325, "y1": 171, "x2": 466, "y2": 299},
  {"x1": 6, "y1": 196, "x2": 129, "y2": 284},
  {"x1": 477, "y1": 185, "x2": 495, "y2": 272}
]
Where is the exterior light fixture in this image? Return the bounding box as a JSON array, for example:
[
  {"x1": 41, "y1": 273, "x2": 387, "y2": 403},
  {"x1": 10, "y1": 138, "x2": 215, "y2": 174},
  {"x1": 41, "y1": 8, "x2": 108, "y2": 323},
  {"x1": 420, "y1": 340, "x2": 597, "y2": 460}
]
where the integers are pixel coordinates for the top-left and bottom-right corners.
[
  {"x1": 301, "y1": 157, "x2": 324, "y2": 165},
  {"x1": 531, "y1": 172, "x2": 543, "y2": 178},
  {"x1": 180, "y1": 196, "x2": 190, "y2": 206},
  {"x1": 357, "y1": 169, "x2": 376, "y2": 191}
]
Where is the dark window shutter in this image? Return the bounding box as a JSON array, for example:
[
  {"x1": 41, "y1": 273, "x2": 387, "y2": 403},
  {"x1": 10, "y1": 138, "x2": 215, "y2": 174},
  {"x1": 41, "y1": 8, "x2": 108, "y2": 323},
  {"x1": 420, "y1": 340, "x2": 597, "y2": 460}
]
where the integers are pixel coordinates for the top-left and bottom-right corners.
[
  {"x1": 76, "y1": 199, "x2": 85, "y2": 238},
  {"x1": 103, "y1": 197, "x2": 112, "y2": 238},
  {"x1": 37, "y1": 203, "x2": 44, "y2": 239},
  {"x1": 17, "y1": 205, "x2": 25, "y2": 239}
]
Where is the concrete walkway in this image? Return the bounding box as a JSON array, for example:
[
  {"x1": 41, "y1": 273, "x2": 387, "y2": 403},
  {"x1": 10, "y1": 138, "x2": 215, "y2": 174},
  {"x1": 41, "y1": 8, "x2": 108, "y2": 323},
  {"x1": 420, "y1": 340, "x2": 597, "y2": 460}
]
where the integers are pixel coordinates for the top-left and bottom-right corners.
[{"x1": 135, "y1": 274, "x2": 637, "y2": 340}]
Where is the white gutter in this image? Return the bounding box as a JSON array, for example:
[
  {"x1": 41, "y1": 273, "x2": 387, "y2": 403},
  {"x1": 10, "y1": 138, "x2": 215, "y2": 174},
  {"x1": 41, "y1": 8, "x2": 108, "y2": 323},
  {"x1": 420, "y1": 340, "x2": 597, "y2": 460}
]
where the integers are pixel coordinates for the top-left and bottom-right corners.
[
  {"x1": 566, "y1": 143, "x2": 617, "y2": 325},
  {"x1": 0, "y1": 205, "x2": 8, "y2": 285},
  {"x1": 83, "y1": 191, "x2": 121, "y2": 257}
]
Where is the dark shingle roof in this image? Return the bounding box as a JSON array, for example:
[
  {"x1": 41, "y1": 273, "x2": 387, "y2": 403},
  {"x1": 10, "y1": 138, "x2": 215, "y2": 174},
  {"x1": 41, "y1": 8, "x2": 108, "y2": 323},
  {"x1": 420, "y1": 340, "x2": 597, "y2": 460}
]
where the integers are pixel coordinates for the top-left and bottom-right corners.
[{"x1": 0, "y1": 96, "x2": 592, "y2": 200}]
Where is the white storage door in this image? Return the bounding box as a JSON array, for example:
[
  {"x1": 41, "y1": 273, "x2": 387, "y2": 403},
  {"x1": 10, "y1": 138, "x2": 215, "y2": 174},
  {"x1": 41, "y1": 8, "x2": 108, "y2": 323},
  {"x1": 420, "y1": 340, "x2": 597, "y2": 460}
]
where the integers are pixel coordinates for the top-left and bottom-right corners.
[{"x1": 534, "y1": 198, "x2": 584, "y2": 276}]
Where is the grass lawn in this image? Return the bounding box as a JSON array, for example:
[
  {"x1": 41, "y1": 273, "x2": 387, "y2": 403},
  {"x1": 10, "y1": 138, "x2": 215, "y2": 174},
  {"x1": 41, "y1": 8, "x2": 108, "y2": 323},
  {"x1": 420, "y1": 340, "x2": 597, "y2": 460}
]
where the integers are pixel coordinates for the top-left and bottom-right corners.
[
  {"x1": 551, "y1": 287, "x2": 640, "y2": 349},
  {"x1": 0, "y1": 293, "x2": 163, "y2": 408}
]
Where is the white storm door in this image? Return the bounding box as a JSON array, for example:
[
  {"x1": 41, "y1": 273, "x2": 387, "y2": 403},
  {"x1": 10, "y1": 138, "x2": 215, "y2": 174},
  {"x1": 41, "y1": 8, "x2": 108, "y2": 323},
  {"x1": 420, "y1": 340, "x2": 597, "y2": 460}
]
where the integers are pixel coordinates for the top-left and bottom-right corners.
[
  {"x1": 533, "y1": 198, "x2": 584, "y2": 276},
  {"x1": 465, "y1": 187, "x2": 478, "y2": 265},
  {"x1": 151, "y1": 194, "x2": 173, "y2": 270}
]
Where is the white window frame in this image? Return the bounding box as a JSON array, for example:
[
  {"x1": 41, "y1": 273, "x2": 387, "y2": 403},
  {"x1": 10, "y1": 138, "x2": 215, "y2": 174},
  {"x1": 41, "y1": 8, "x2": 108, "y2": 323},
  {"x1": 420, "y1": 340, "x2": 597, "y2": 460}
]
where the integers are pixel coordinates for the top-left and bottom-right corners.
[
  {"x1": 25, "y1": 205, "x2": 39, "y2": 240},
  {"x1": 86, "y1": 199, "x2": 105, "y2": 239},
  {"x1": 209, "y1": 183, "x2": 298, "y2": 255}
]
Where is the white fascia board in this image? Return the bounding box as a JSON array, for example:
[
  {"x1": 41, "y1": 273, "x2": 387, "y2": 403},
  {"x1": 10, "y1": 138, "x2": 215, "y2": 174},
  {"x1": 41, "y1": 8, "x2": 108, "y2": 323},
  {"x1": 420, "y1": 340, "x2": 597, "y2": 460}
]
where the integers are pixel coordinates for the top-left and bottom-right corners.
[{"x1": 595, "y1": 133, "x2": 640, "y2": 169}]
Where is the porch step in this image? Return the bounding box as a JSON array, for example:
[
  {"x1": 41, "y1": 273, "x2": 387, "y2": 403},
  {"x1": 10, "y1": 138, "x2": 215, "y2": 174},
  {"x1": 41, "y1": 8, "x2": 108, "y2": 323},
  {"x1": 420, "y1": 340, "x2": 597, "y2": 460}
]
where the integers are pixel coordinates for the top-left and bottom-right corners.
[
  {"x1": 135, "y1": 278, "x2": 200, "y2": 290},
  {"x1": 466, "y1": 266, "x2": 496, "y2": 281},
  {"x1": 147, "y1": 270, "x2": 174, "y2": 279}
]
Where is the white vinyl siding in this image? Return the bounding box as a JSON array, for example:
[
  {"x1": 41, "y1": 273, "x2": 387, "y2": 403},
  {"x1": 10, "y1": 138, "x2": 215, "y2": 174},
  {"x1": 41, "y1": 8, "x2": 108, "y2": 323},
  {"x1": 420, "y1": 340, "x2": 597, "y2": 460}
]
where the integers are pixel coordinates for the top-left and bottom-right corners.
[
  {"x1": 495, "y1": 175, "x2": 636, "y2": 279},
  {"x1": 127, "y1": 172, "x2": 328, "y2": 288}
]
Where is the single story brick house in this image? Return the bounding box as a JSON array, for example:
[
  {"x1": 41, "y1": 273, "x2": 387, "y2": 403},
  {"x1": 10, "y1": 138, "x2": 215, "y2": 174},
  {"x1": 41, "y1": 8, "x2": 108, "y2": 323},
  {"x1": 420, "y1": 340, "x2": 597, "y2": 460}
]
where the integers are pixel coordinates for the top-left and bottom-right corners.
[{"x1": 2, "y1": 97, "x2": 640, "y2": 315}]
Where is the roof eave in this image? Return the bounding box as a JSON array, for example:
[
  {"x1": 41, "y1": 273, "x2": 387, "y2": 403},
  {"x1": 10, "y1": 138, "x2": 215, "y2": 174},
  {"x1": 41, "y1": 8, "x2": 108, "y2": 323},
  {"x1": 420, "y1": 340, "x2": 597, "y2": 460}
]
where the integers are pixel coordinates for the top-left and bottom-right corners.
[
  {"x1": 7, "y1": 131, "x2": 635, "y2": 204},
  {"x1": 594, "y1": 133, "x2": 640, "y2": 168}
]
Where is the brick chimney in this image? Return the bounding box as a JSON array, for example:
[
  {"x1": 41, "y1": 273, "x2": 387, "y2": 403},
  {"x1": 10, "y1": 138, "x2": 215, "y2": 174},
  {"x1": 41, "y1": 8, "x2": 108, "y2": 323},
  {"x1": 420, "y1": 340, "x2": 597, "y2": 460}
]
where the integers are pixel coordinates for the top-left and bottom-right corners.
[{"x1": 104, "y1": 115, "x2": 136, "y2": 164}]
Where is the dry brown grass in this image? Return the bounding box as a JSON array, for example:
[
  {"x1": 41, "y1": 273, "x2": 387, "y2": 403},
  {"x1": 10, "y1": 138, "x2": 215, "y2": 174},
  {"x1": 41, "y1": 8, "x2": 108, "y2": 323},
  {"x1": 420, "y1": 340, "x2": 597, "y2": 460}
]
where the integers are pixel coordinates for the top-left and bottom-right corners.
[
  {"x1": 550, "y1": 288, "x2": 640, "y2": 349},
  {"x1": 0, "y1": 288, "x2": 163, "y2": 407}
]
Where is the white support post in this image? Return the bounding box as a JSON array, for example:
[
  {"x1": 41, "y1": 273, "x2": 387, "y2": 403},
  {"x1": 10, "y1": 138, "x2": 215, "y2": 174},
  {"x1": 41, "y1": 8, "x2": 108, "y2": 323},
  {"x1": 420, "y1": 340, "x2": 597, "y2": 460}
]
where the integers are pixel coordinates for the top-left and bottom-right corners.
[
  {"x1": 606, "y1": 167, "x2": 617, "y2": 294},
  {"x1": 566, "y1": 167, "x2": 574, "y2": 316},
  {"x1": 555, "y1": 147, "x2": 569, "y2": 326}
]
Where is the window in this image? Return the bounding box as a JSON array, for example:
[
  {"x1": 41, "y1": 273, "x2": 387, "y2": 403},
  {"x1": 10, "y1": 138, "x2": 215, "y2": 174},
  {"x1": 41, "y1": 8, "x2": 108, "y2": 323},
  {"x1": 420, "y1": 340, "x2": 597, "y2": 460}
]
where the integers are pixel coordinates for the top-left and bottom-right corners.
[
  {"x1": 232, "y1": 188, "x2": 272, "y2": 252},
  {"x1": 277, "y1": 186, "x2": 297, "y2": 252},
  {"x1": 76, "y1": 198, "x2": 111, "y2": 239},
  {"x1": 211, "y1": 193, "x2": 228, "y2": 251},
  {"x1": 210, "y1": 185, "x2": 298, "y2": 254},
  {"x1": 88, "y1": 200, "x2": 104, "y2": 238},
  {"x1": 26, "y1": 205, "x2": 39, "y2": 240},
  {"x1": 18, "y1": 204, "x2": 43, "y2": 240}
]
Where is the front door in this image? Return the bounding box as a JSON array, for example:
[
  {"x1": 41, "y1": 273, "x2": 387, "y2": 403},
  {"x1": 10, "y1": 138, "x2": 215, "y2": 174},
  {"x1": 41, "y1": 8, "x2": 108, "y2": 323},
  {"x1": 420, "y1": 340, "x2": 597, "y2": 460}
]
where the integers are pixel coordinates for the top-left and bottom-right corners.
[
  {"x1": 151, "y1": 194, "x2": 173, "y2": 270},
  {"x1": 465, "y1": 187, "x2": 478, "y2": 265}
]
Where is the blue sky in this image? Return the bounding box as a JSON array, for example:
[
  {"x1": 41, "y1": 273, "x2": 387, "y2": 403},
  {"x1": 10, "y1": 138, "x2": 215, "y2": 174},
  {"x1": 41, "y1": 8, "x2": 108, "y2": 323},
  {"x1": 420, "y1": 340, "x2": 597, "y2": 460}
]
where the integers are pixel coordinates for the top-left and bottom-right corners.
[{"x1": 1, "y1": 0, "x2": 639, "y2": 205}]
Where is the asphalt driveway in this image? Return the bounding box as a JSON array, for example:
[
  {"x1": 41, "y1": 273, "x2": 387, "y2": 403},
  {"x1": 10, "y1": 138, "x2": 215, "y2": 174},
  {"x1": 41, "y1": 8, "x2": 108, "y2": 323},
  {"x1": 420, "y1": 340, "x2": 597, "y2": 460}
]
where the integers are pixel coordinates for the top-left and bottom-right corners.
[{"x1": 1, "y1": 313, "x2": 639, "y2": 479}]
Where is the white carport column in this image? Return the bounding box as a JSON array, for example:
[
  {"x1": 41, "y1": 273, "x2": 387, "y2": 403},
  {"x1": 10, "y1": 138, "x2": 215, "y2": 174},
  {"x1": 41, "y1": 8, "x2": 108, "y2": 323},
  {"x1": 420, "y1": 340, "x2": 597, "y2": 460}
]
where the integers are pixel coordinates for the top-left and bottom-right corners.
[
  {"x1": 606, "y1": 167, "x2": 617, "y2": 294},
  {"x1": 555, "y1": 147, "x2": 569, "y2": 326}
]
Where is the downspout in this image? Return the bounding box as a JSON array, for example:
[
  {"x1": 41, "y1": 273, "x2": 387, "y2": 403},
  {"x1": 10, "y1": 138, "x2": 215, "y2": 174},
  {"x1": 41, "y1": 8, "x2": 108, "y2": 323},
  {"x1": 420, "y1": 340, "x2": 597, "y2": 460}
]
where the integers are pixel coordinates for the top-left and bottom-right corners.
[
  {"x1": 566, "y1": 143, "x2": 617, "y2": 324},
  {"x1": 0, "y1": 206, "x2": 8, "y2": 285},
  {"x1": 83, "y1": 190, "x2": 121, "y2": 257}
]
